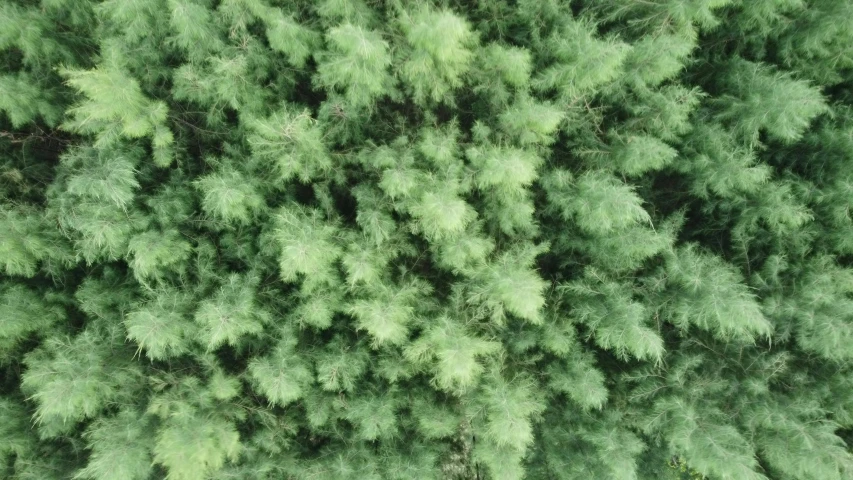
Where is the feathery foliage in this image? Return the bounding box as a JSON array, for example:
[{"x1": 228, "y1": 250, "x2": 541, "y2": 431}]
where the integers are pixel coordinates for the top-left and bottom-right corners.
[{"x1": 2, "y1": 1, "x2": 853, "y2": 479}]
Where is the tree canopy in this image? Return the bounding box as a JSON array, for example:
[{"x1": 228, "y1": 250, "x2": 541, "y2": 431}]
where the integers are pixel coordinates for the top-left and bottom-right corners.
[{"x1": 2, "y1": 1, "x2": 853, "y2": 479}]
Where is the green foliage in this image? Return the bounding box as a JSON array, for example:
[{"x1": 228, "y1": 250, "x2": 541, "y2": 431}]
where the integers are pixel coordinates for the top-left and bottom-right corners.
[
  {"x1": 562, "y1": 269, "x2": 665, "y2": 362},
  {"x1": 400, "y1": 7, "x2": 476, "y2": 104},
  {"x1": 246, "y1": 106, "x2": 331, "y2": 182},
  {"x1": 167, "y1": 0, "x2": 224, "y2": 61},
  {"x1": 0, "y1": 285, "x2": 64, "y2": 360},
  {"x1": 61, "y1": 65, "x2": 173, "y2": 149},
  {"x1": 778, "y1": 0, "x2": 853, "y2": 85},
  {"x1": 676, "y1": 123, "x2": 771, "y2": 198},
  {"x1": 713, "y1": 59, "x2": 829, "y2": 144},
  {"x1": 348, "y1": 277, "x2": 428, "y2": 347},
  {"x1": 590, "y1": 133, "x2": 679, "y2": 176},
  {"x1": 3, "y1": 1, "x2": 853, "y2": 480},
  {"x1": 643, "y1": 397, "x2": 766, "y2": 480},
  {"x1": 533, "y1": 16, "x2": 630, "y2": 100},
  {"x1": 271, "y1": 204, "x2": 343, "y2": 287},
  {"x1": 315, "y1": 24, "x2": 394, "y2": 109},
  {"x1": 153, "y1": 414, "x2": 241, "y2": 480},
  {"x1": 127, "y1": 229, "x2": 192, "y2": 282},
  {"x1": 125, "y1": 286, "x2": 196, "y2": 360},
  {"x1": 193, "y1": 273, "x2": 268, "y2": 350},
  {"x1": 264, "y1": 10, "x2": 321, "y2": 68},
  {"x1": 622, "y1": 33, "x2": 696, "y2": 86},
  {"x1": 21, "y1": 325, "x2": 142, "y2": 427},
  {"x1": 655, "y1": 246, "x2": 773, "y2": 342},
  {"x1": 0, "y1": 206, "x2": 71, "y2": 277},
  {"x1": 74, "y1": 410, "x2": 154, "y2": 480},
  {"x1": 194, "y1": 165, "x2": 265, "y2": 225},
  {"x1": 247, "y1": 328, "x2": 312, "y2": 406},
  {"x1": 0, "y1": 73, "x2": 63, "y2": 127},
  {"x1": 545, "y1": 169, "x2": 651, "y2": 236},
  {"x1": 498, "y1": 94, "x2": 565, "y2": 146},
  {"x1": 405, "y1": 315, "x2": 501, "y2": 393}
]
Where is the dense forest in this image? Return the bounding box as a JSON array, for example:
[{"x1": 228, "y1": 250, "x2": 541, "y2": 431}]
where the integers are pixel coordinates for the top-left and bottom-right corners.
[{"x1": 2, "y1": 1, "x2": 853, "y2": 479}]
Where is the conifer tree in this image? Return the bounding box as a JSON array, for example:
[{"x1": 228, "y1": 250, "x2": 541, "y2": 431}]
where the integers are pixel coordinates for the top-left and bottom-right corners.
[{"x1": 2, "y1": 1, "x2": 853, "y2": 479}]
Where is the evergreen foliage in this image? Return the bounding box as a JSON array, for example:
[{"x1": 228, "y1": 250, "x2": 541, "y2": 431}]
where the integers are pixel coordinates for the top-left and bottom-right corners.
[{"x1": 2, "y1": 1, "x2": 853, "y2": 479}]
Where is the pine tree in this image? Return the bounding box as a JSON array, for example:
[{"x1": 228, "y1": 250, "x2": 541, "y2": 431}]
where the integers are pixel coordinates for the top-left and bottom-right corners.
[{"x1": 2, "y1": 1, "x2": 853, "y2": 479}]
